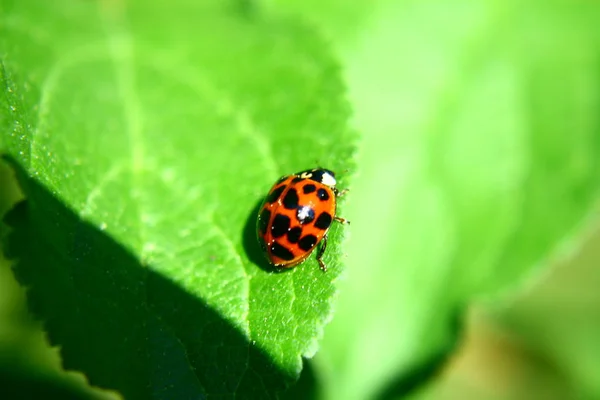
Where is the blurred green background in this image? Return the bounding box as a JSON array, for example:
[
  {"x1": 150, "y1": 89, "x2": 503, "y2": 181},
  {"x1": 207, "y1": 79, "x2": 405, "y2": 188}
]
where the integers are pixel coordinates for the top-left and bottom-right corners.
[{"x1": 2, "y1": 0, "x2": 600, "y2": 399}]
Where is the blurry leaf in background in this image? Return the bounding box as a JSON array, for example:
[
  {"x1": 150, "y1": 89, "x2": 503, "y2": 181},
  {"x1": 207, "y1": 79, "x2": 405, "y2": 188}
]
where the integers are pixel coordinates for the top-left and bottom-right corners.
[
  {"x1": 0, "y1": 0, "x2": 354, "y2": 398},
  {"x1": 497, "y1": 225, "x2": 600, "y2": 399},
  {"x1": 411, "y1": 308, "x2": 573, "y2": 400},
  {"x1": 270, "y1": 0, "x2": 600, "y2": 399},
  {"x1": 410, "y1": 223, "x2": 600, "y2": 400}
]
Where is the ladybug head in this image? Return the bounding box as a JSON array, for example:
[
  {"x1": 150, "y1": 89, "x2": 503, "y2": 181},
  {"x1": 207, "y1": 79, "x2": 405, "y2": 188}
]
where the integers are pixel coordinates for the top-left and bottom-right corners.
[{"x1": 298, "y1": 168, "x2": 337, "y2": 187}]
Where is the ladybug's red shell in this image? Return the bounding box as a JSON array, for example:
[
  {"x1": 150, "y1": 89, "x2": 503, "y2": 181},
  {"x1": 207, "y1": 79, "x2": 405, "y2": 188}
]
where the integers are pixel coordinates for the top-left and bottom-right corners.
[{"x1": 257, "y1": 168, "x2": 340, "y2": 269}]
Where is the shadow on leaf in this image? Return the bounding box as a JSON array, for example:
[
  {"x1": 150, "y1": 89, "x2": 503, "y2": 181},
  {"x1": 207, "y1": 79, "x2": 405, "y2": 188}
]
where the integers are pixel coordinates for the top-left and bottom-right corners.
[
  {"x1": 281, "y1": 358, "x2": 318, "y2": 400},
  {"x1": 242, "y1": 198, "x2": 273, "y2": 273},
  {"x1": 1, "y1": 157, "x2": 299, "y2": 400},
  {"x1": 242, "y1": 198, "x2": 294, "y2": 275}
]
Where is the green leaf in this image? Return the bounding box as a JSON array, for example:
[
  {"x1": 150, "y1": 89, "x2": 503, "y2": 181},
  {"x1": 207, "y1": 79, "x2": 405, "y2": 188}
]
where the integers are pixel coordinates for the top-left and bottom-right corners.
[
  {"x1": 275, "y1": 0, "x2": 600, "y2": 399},
  {"x1": 0, "y1": 0, "x2": 355, "y2": 398}
]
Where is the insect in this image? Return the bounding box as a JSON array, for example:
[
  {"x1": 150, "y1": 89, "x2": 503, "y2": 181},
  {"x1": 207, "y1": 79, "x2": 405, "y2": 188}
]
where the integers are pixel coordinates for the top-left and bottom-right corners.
[{"x1": 256, "y1": 168, "x2": 349, "y2": 272}]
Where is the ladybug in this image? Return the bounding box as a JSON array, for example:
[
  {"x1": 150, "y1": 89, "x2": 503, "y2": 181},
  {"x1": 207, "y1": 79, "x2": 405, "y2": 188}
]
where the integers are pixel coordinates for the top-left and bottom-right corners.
[{"x1": 256, "y1": 168, "x2": 349, "y2": 272}]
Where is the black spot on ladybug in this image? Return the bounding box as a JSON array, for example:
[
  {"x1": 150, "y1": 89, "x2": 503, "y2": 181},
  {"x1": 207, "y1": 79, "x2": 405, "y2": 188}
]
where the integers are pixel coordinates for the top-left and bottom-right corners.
[
  {"x1": 314, "y1": 212, "x2": 332, "y2": 230},
  {"x1": 271, "y1": 242, "x2": 294, "y2": 261},
  {"x1": 287, "y1": 227, "x2": 302, "y2": 243},
  {"x1": 267, "y1": 185, "x2": 285, "y2": 204},
  {"x1": 292, "y1": 176, "x2": 303, "y2": 183},
  {"x1": 317, "y1": 188, "x2": 330, "y2": 201},
  {"x1": 258, "y1": 209, "x2": 271, "y2": 235},
  {"x1": 303, "y1": 184, "x2": 316, "y2": 194},
  {"x1": 271, "y1": 214, "x2": 290, "y2": 238},
  {"x1": 296, "y1": 206, "x2": 315, "y2": 225},
  {"x1": 283, "y1": 188, "x2": 299, "y2": 209},
  {"x1": 298, "y1": 235, "x2": 318, "y2": 251}
]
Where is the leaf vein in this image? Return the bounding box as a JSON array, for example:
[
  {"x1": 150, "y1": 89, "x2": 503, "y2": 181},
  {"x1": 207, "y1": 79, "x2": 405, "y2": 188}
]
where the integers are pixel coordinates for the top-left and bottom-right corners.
[{"x1": 144, "y1": 56, "x2": 279, "y2": 178}]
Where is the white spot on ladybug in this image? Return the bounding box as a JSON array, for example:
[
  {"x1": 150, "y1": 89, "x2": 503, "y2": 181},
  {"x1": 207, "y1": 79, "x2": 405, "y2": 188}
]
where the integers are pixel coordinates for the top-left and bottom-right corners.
[
  {"x1": 297, "y1": 206, "x2": 313, "y2": 222},
  {"x1": 321, "y1": 172, "x2": 336, "y2": 187}
]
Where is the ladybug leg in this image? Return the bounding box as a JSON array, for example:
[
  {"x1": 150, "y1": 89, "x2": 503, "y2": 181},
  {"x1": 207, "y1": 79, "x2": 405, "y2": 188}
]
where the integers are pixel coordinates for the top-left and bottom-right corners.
[
  {"x1": 334, "y1": 216, "x2": 350, "y2": 224},
  {"x1": 316, "y1": 235, "x2": 328, "y2": 272},
  {"x1": 335, "y1": 188, "x2": 349, "y2": 198},
  {"x1": 334, "y1": 188, "x2": 350, "y2": 224}
]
